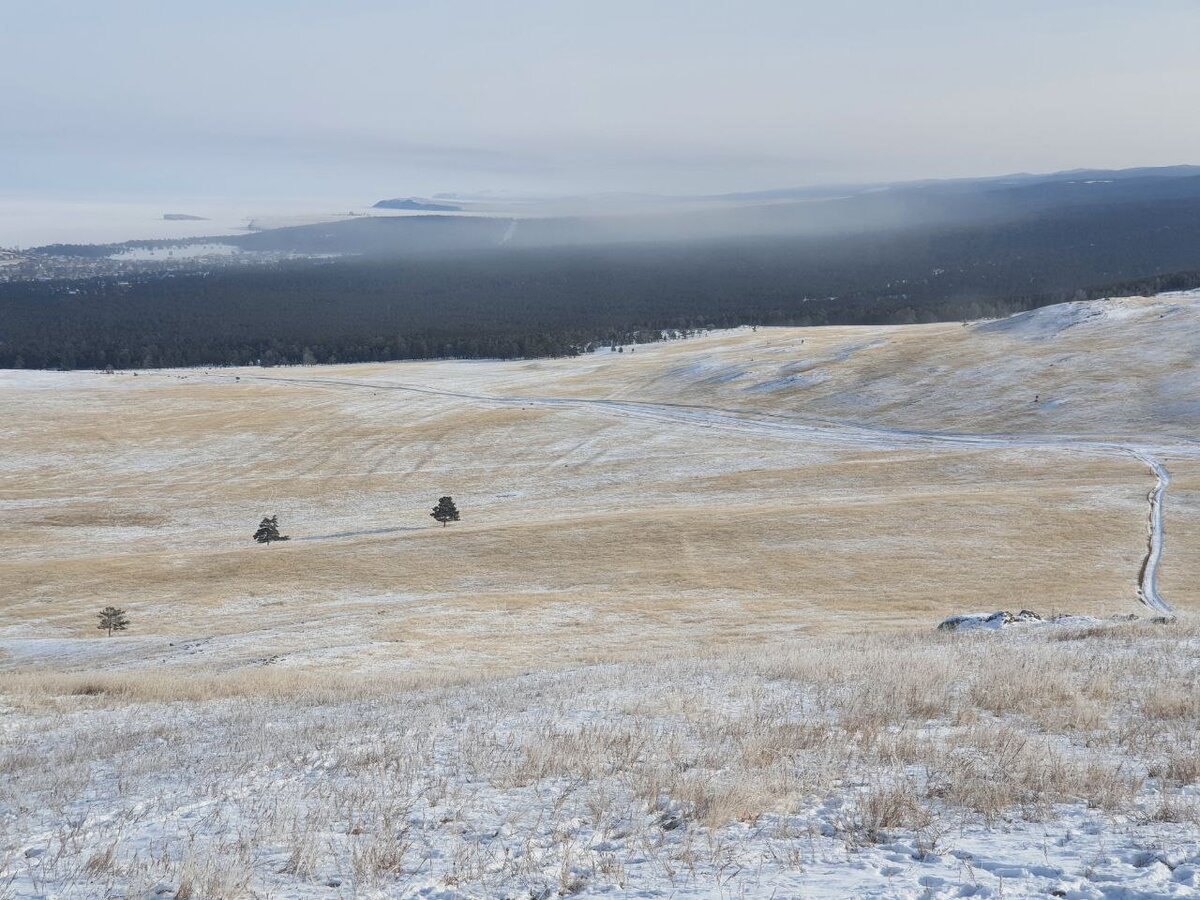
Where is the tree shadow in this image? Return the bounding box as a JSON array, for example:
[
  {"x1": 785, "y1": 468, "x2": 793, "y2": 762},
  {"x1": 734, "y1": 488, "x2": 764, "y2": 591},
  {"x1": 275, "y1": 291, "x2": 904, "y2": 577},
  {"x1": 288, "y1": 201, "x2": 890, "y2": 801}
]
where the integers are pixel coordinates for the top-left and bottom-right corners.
[{"x1": 295, "y1": 526, "x2": 423, "y2": 542}]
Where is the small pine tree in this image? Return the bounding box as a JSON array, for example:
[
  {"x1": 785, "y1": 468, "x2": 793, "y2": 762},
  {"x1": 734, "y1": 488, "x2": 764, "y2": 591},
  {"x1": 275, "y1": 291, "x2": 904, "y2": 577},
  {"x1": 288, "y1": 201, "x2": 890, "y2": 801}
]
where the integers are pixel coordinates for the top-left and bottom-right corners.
[
  {"x1": 253, "y1": 515, "x2": 290, "y2": 544},
  {"x1": 431, "y1": 496, "x2": 460, "y2": 527},
  {"x1": 97, "y1": 606, "x2": 129, "y2": 636}
]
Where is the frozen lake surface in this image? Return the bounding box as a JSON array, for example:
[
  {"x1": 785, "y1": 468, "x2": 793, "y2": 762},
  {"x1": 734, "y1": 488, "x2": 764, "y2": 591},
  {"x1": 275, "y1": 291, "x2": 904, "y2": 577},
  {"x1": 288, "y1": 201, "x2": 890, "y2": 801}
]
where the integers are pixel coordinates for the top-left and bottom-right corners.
[{"x1": 0, "y1": 197, "x2": 424, "y2": 249}]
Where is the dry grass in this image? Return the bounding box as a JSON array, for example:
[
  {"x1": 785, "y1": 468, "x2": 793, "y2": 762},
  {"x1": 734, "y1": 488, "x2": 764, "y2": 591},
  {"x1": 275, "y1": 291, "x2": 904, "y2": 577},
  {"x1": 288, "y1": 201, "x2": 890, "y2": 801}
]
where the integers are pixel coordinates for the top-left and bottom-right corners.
[
  {"x1": 3, "y1": 357, "x2": 1192, "y2": 680},
  {"x1": 5, "y1": 300, "x2": 1200, "y2": 894},
  {"x1": 546, "y1": 293, "x2": 1200, "y2": 440},
  {"x1": 0, "y1": 666, "x2": 481, "y2": 704},
  {"x1": 2, "y1": 623, "x2": 1198, "y2": 895}
]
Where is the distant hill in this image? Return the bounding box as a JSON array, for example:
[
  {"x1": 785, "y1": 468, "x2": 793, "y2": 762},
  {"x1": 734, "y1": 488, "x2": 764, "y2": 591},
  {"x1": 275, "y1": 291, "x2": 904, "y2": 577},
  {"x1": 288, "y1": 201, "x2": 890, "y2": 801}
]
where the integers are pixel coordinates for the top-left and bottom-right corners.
[
  {"x1": 210, "y1": 166, "x2": 1200, "y2": 257},
  {"x1": 373, "y1": 197, "x2": 462, "y2": 212},
  {"x1": 238, "y1": 165, "x2": 1200, "y2": 256},
  {"x1": 30, "y1": 164, "x2": 1200, "y2": 261},
  {"x1": 11, "y1": 163, "x2": 1200, "y2": 370}
]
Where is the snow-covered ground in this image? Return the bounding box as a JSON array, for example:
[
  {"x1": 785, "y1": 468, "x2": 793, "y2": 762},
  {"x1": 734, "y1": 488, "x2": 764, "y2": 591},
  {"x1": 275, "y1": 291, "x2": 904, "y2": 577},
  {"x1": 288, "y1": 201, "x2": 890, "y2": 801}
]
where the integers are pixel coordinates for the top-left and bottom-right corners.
[
  {"x1": 3, "y1": 292, "x2": 1200, "y2": 897},
  {"x1": 3, "y1": 626, "x2": 1198, "y2": 898}
]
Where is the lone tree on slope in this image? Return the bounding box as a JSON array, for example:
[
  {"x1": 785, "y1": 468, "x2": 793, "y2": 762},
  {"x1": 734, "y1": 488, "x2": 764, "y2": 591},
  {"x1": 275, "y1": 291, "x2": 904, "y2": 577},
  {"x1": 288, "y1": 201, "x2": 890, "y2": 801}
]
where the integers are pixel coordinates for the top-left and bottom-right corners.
[
  {"x1": 253, "y1": 515, "x2": 290, "y2": 544},
  {"x1": 97, "y1": 606, "x2": 130, "y2": 636},
  {"x1": 431, "y1": 496, "x2": 460, "y2": 527}
]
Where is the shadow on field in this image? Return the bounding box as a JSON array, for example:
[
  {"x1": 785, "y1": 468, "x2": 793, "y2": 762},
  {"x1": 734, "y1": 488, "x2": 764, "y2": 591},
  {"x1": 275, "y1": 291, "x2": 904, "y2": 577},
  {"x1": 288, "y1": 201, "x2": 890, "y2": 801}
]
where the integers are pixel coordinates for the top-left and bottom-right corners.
[{"x1": 295, "y1": 526, "x2": 423, "y2": 542}]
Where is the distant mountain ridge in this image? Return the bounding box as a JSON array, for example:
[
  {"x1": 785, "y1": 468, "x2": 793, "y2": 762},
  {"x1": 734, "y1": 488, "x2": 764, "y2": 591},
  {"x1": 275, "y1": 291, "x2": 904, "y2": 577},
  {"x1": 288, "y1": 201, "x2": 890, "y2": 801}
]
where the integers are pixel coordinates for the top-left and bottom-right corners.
[
  {"x1": 372, "y1": 197, "x2": 462, "y2": 212},
  {"x1": 700, "y1": 164, "x2": 1200, "y2": 204}
]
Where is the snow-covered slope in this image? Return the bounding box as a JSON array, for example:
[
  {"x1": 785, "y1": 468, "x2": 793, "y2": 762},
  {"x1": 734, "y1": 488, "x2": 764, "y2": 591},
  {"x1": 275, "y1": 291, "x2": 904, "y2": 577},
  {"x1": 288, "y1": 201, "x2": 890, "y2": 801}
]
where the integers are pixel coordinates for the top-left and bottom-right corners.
[{"x1": 554, "y1": 290, "x2": 1200, "y2": 439}]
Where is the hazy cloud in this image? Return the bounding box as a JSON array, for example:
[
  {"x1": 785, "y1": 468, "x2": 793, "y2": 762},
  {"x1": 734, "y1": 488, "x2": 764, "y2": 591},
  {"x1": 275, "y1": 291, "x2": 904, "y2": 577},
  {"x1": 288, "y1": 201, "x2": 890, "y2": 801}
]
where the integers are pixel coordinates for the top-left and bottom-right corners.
[{"x1": 3, "y1": 0, "x2": 1198, "y2": 202}]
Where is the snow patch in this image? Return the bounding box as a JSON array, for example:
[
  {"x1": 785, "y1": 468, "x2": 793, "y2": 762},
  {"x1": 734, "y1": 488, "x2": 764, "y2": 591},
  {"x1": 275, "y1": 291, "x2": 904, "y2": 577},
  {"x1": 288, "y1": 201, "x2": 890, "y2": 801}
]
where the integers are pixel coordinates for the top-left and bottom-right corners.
[
  {"x1": 933, "y1": 610, "x2": 1157, "y2": 631},
  {"x1": 974, "y1": 301, "x2": 1105, "y2": 339}
]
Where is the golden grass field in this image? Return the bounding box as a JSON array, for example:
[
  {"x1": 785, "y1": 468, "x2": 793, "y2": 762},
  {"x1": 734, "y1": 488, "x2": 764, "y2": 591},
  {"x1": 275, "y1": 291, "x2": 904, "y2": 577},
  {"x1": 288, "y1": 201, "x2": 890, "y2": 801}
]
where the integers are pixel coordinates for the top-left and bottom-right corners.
[{"x1": 2, "y1": 292, "x2": 1197, "y2": 677}]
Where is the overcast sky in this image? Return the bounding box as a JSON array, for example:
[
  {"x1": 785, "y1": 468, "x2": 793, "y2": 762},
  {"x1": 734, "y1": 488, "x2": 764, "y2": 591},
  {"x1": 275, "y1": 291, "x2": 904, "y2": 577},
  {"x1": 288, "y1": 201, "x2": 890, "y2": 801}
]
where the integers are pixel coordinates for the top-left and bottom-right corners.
[{"x1": 3, "y1": 0, "x2": 1199, "y2": 203}]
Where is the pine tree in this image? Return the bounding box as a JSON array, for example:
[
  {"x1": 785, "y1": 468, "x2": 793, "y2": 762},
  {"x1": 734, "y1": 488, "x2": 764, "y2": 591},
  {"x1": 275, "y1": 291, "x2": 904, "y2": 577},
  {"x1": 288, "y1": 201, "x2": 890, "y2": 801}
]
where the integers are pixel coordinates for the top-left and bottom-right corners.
[
  {"x1": 431, "y1": 496, "x2": 460, "y2": 527},
  {"x1": 253, "y1": 515, "x2": 289, "y2": 544},
  {"x1": 97, "y1": 606, "x2": 129, "y2": 636}
]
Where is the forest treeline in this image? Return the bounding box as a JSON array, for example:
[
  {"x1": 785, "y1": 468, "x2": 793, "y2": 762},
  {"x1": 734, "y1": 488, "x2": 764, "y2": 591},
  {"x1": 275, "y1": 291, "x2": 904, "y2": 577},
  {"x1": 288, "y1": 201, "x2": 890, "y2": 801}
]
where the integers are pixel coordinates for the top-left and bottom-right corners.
[{"x1": 5, "y1": 205, "x2": 1200, "y2": 369}]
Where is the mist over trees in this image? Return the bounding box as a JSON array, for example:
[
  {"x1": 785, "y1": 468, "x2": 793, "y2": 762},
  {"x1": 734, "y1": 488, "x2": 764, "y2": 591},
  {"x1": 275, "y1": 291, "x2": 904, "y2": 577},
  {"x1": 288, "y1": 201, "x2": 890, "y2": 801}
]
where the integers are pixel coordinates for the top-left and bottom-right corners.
[{"x1": 6, "y1": 195, "x2": 1200, "y2": 370}]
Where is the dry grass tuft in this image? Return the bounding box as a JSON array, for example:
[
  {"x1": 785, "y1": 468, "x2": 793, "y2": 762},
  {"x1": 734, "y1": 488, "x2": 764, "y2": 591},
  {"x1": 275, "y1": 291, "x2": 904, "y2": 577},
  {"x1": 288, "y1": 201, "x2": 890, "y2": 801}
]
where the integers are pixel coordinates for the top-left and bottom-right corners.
[
  {"x1": 852, "y1": 783, "x2": 933, "y2": 843},
  {"x1": 0, "y1": 667, "x2": 482, "y2": 706}
]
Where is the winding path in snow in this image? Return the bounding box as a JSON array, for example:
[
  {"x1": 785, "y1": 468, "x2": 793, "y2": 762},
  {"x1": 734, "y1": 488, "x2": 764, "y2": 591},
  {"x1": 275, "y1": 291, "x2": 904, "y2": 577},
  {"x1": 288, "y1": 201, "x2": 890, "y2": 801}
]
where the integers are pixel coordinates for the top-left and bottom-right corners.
[
  {"x1": 234, "y1": 372, "x2": 1185, "y2": 612},
  {"x1": 1133, "y1": 452, "x2": 1173, "y2": 615}
]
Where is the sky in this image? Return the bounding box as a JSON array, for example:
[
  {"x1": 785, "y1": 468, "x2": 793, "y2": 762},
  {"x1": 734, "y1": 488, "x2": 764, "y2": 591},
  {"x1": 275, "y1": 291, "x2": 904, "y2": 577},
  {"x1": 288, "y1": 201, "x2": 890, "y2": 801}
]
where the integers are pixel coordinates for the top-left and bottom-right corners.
[{"x1": 3, "y1": 0, "x2": 1199, "y2": 205}]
